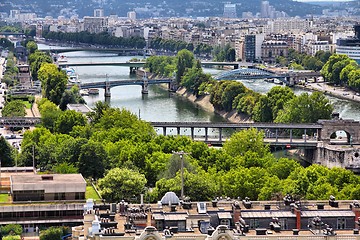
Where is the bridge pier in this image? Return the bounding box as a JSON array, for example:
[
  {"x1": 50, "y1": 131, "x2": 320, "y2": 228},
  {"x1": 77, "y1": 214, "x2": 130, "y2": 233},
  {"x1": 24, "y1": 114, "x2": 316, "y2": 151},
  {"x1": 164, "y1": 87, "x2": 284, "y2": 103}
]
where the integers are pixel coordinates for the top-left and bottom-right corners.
[
  {"x1": 142, "y1": 79, "x2": 149, "y2": 94},
  {"x1": 177, "y1": 127, "x2": 180, "y2": 135},
  {"x1": 163, "y1": 127, "x2": 167, "y2": 136},
  {"x1": 219, "y1": 128, "x2": 223, "y2": 142},
  {"x1": 130, "y1": 67, "x2": 139, "y2": 74},
  {"x1": 205, "y1": 127, "x2": 208, "y2": 142},
  {"x1": 104, "y1": 86, "x2": 111, "y2": 98},
  {"x1": 191, "y1": 128, "x2": 194, "y2": 140}
]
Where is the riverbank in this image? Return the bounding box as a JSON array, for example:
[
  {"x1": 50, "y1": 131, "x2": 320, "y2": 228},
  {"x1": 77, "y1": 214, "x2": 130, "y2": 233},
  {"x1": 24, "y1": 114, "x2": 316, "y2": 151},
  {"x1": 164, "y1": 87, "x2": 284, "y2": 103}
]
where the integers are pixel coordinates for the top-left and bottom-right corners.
[
  {"x1": 176, "y1": 87, "x2": 252, "y2": 123},
  {"x1": 297, "y1": 82, "x2": 360, "y2": 104}
]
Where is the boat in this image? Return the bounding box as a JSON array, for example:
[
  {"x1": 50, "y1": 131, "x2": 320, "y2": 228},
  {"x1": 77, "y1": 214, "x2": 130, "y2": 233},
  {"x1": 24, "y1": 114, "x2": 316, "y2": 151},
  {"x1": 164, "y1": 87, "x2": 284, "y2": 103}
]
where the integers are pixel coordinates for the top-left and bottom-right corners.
[
  {"x1": 274, "y1": 79, "x2": 282, "y2": 84},
  {"x1": 80, "y1": 89, "x2": 89, "y2": 96},
  {"x1": 58, "y1": 55, "x2": 68, "y2": 62},
  {"x1": 88, "y1": 88, "x2": 99, "y2": 95},
  {"x1": 68, "y1": 74, "x2": 81, "y2": 84}
]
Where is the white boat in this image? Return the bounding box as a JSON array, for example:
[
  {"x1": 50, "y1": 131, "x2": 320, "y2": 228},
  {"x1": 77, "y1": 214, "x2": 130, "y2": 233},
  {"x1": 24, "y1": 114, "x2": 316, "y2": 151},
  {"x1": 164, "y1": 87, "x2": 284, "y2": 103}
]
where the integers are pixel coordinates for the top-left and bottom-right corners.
[
  {"x1": 274, "y1": 79, "x2": 282, "y2": 84},
  {"x1": 58, "y1": 55, "x2": 67, "y2": 62},
  {"x1": 68, "y1": 74, "x2": 81, "y2": 84},
  {"x1": 80, "y1": 89, "x2": 89, "y2": 96},
  {"x1": 88, "y1": 88, "x2": 99, "y2": 95}
]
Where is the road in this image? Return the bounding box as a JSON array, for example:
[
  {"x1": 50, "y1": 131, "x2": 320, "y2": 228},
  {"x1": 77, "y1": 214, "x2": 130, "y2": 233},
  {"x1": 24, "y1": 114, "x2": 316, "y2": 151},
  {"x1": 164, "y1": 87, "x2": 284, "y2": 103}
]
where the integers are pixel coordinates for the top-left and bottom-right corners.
[{"x1": 303, "y1": 81, "x2": 360, "y2": 104}]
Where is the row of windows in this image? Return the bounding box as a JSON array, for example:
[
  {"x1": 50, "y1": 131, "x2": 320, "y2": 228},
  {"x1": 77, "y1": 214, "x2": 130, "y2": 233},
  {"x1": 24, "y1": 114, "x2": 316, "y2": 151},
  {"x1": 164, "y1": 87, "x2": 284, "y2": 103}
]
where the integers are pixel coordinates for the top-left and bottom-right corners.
[
  {"x1": 0, "y1": 210, "x2": 83, "y2": 219},
  {"x1": 248, "y1": 218, "x2": 348, "y2": 230}
]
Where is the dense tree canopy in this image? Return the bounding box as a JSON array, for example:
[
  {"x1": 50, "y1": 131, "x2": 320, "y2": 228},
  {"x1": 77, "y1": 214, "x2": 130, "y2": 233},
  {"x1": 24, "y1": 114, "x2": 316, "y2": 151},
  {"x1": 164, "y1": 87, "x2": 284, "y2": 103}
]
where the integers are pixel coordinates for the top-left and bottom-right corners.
[
  {"x1": 1, "y1": 100, "x2": 26, "y2": 117},
  {"x1": 38, "y1": 63, "x2": 68, "y2": 105},
  {"x1": 98, "y1": 168, "x2": 147, "y2": 202}
]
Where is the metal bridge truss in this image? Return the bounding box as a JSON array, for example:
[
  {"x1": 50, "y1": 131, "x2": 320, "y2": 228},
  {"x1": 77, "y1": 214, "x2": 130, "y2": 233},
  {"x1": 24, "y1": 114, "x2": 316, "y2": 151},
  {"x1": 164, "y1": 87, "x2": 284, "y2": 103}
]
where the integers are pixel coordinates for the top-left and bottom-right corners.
[
  {"x1": 215, "y1": 68, "x2": 280, "y2": 80},
  {"x1": 0, "y1": 117, "x2": 41, "y2": 128}
]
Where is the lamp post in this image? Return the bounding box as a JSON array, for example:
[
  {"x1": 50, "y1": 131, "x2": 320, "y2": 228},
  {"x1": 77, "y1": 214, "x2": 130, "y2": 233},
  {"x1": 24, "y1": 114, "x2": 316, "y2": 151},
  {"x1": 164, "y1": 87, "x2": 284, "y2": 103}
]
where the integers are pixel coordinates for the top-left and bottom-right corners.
[{"x1": 173, "y1": 151, "x2": 190, "y2": 199}]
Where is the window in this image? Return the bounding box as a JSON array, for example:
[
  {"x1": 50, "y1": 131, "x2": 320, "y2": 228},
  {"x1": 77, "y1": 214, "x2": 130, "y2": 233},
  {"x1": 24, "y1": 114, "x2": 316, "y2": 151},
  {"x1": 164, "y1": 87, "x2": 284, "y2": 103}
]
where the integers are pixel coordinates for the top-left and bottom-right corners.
[
  {"x1": 249, "y1": 219, "x2": 259, "y2": 229},
  {"x1": 337, "y1": 218, "x2": 346, "y2": 229}
]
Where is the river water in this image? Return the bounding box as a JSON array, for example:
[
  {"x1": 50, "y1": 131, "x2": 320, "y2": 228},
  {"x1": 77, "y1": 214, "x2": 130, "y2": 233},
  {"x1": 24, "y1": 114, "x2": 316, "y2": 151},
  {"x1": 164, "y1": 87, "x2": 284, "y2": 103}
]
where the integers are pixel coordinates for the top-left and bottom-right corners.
[{"x1": 38, "y1": 44, "x2": 360, "y2": 122}]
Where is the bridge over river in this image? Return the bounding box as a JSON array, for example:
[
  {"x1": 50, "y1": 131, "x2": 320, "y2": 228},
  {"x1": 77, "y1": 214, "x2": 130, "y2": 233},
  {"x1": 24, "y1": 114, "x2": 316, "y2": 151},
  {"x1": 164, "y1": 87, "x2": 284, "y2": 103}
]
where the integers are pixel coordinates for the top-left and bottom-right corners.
[
  {"x1": 77, "y1": 78, "x2": 175, "y2": 96},
  {"x1": 1, "y1": 117, "x2": 359, "y2": 171},
  {"x1": 58, "y1": 61, "x2": 252, "y2": 70}
]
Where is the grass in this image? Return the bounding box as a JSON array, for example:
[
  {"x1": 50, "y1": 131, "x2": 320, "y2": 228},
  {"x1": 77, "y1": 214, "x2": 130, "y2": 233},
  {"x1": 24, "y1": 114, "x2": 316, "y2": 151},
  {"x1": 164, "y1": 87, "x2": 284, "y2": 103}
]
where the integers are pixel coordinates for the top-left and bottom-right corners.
[
  {"x1": 86, "y1": 185, "x2": 101, "y2": 201},
  {"x1": 19, "y1": 100, "x2": 32, "y2": 109},
  {"x1": 0, "y1": 193, "x2": 11, "y2": 203}
]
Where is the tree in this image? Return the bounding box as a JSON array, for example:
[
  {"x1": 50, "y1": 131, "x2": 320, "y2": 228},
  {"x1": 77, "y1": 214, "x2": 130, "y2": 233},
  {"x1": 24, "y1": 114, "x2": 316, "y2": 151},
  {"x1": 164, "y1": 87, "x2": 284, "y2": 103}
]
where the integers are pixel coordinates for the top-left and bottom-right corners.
[
  {"x1": 223, "y1": 128, "x2": 269, "y2": 158},
  {"x1": 321, "y1": 54, "x2": 351, "y2": 84},
  {"x1": 0, "y1": 137, "x2": 15, "y2": 167},
  {"x1": 275, "y1": 92, "x2": 333, "y2": 123},
  {"x1": 87, "y1": 101, "x2": 110, "y2": 124},
  {"x1": 252, "y1": 95, "x2": 273, "y2": 122},
  {"x1": 220, "y1": 82, "x2": 247, "y2": 111},
  {"x1": 1, "y1": 101, "x2": 26, "y2": 117},
  {"x1": 176, "y1": 49, "x2": 194, "y2": 84},
  {"x1": 78, "y1": 141, "x2": 106, "y2": 179},
  {"x1": 38, "y1": 98, "x2": 61, "y2": 132},
  {"x1": 339, "y1": 61, "x2": 358, "y2": 85},
  {"x1": 59, "y1": 85, "x2": 85, "y2": 111},
  {"x1": 38, "y1": 63, "x2": 68, "y2": 105},
  {"x1": 348, "y1": 69, "x2": 360, "y2": 92},
  {"x1": 55, "y1": 110, "x2": 87, "y2": 134},
  {"x1": 98, "y1": 168, "x2": 147, "y2": 202},
  {"x1": 26, "y1": 41, "x2": 38, "y2": 54},
  {"x1": 181, "y1": 65, "x2": 212, "y2": 95},
  {"x1": 28, "y1": 51, "x2": 53, "y2": 80},
  {"x1": 52, "y1": 162, "x2": 78, "y2": 174},
  {"x1": 266, "y1": 86, "x2": 295, "y2": 120},
  {"x1": 1, "y1": 224, "x2": 22, "y2": 236},
  {"x1": 39, "y1": 227, "x2": 69, "y2": 240}
]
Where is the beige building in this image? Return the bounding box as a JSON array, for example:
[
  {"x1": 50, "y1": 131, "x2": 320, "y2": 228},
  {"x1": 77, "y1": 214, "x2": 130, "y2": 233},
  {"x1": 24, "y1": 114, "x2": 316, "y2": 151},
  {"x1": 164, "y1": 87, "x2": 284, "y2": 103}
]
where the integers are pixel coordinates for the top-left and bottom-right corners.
[
  {"x1": 10, "y1": 174, "x2": 86, "y2": 201},
  {"x1": 261, "y1": 40, "x2": 288, "y2": 63}
]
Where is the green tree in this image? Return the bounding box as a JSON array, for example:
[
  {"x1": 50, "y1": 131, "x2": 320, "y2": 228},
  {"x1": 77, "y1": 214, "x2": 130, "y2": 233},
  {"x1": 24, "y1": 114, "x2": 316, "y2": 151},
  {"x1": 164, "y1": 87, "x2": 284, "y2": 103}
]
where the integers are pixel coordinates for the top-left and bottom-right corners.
[
  {"x1": 1, "y1": 224, "x2": 22, "y2": 236},
  {"x1": 266, "y1": 86, "x2": 295, "y2": 120},
  {"x1": 28, "y1": 51, "x2": 53, "y2": 80},
  {"x1": 223, "y1": 128, "x2": 269, "y2": 158},
  {"x1": 38, "y1": 98, "x2": 61, "y2": 132},
  {"x1": 39, "y1": 226, "x2": 69, "y2": 240},
  {"x1": 275, "y1": 91, "x2": 333, "y2": 123},
  {"x1": 98, "y1": 168, "x2": 147, "y2": 202},
  {"x1": 176, "y1": 49, "x2": 194, "y2": 84},
  {"x1": 55, "y1": 110, "x2": 87, "y2": 134},
  {"x1": 181, "y1": 65, "x2": 212, "y2": 95},
  {"x1": 0, "y1": 137, "x2": 15, "y2": 167},
  {"x1": 321, "y1": 54, "x2": 351, "y2": 84},
  {"x1": 1, "y1": 100, "x2": 26, "y2": 117},
  {"x1": 87, "y1": 101, "x2": 110, "y2": 124},
  {"x1": 348, "y1": 69, "x2": 360, "y2": 92},
  {"x1": 78, "y1": 141, "x2": 106, "y2": 179},
  {"x1": 59, "y1": 85, "x2": 85, "y2": 111},
  {"x1": 38, "y1": 63, "x2": 68, "y2": 105},
  {"x1": 252, "y1": 95, "x2": 273, "y2": 122},
  {"x1": 26, "y1": 41, "x2": 38, "y2": 54},
  {"x1": 52, "y1": 162, "x2": 78, "y2": 174}
]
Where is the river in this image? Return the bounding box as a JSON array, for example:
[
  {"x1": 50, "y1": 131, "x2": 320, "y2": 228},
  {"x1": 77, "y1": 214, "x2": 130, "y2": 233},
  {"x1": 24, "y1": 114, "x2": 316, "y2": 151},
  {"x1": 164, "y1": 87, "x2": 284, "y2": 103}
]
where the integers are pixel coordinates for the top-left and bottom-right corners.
[{"x1": 38, "y1": 44, "x2": 360, "y2": 122}]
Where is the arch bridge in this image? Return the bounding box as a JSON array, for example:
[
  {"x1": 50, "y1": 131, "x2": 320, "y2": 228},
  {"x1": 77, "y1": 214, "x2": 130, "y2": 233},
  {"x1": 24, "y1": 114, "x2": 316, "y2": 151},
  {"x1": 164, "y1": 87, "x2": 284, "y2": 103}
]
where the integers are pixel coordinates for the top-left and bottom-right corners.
[{"x1": 76, "y1": 78, "x2": 176, "y2": 97}]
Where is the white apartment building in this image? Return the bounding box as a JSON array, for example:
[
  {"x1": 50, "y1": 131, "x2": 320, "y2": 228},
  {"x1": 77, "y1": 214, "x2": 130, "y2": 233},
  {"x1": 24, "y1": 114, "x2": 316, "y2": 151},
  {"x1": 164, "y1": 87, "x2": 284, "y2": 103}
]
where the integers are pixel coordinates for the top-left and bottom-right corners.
[{"x1": 268, "y1": 18, "x2": 312, "y2": 34}]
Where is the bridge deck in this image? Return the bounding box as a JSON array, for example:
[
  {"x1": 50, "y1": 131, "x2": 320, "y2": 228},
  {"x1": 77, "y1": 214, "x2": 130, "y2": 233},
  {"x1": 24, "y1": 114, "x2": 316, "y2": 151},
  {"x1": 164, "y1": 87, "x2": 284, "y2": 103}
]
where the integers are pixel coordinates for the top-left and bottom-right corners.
[{"x1": 150, "y1": 122, "x2": 323, "y2": 129}]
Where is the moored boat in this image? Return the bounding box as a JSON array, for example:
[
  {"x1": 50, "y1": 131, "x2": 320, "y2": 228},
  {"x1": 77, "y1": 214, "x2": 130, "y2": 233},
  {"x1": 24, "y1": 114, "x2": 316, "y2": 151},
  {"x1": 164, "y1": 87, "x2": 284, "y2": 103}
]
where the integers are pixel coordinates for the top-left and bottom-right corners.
[
  {"x1": 88, "y1": 88, "x2": 99, "y2": 95},
  {"x1": 68, "y1": 74, "x2": 81, "y2": 84}
]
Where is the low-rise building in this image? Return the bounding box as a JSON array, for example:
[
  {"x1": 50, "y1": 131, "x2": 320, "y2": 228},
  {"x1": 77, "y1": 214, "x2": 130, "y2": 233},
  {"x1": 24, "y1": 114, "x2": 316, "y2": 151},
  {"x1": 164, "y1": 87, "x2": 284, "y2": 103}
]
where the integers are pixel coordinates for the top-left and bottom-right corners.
[{"x1": 10, "y1": 174, "x2": 86, "y2": 201}]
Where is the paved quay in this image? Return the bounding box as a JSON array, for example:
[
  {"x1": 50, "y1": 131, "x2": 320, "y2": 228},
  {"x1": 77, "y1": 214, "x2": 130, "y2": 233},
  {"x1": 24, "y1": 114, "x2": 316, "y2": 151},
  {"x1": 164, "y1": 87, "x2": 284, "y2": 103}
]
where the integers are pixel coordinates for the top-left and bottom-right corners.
[{"x1": 298, "y1": 81, "x2": 360, "y2": 104}]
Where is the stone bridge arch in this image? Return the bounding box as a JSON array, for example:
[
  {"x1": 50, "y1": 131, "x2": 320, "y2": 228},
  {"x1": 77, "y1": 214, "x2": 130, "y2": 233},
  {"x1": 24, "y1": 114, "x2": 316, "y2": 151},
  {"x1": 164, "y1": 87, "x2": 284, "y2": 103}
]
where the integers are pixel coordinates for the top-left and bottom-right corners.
[{"x1": 318, "y1": 119, "x2": 360, "y2": 145}]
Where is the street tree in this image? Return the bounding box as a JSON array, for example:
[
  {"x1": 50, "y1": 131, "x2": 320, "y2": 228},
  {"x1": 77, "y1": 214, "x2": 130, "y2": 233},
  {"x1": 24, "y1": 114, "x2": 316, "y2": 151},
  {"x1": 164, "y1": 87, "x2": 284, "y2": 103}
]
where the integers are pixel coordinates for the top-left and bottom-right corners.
[
  {"x1": 38, "y1": 63, "x2": 68, "y2": 105},
  {"x1": 55, "y1": 110, "x2": 87, "y2": 134},
  {"x1": 1, "y1": 100, "x2": 26, "y2": 117},
  {"x1": 98, "y1": 168, "x2": 147, "y2": 202},
  {"x1": 78, "y1": 141, "x2": 106, "y2": 179}
]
